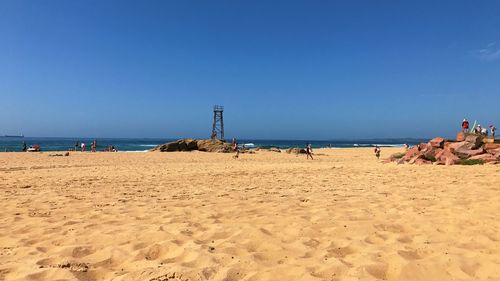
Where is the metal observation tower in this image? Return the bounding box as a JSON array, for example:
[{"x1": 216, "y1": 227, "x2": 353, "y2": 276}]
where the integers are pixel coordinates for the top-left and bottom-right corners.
[{"x1": 211, "y1": 105, "x2": 224, "y2": 140}]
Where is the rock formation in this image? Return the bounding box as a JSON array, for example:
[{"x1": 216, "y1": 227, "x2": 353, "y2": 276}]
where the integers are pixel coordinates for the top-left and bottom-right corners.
[
  {"x1": 386, "y1": 134, "x2": 499, "y2": 165},
  {"x1": 151, "y1": 139, "x2": 233, "y2": 153},
  {"x1": 286, "y1": 148, "x2": 306, "y2": 154}
]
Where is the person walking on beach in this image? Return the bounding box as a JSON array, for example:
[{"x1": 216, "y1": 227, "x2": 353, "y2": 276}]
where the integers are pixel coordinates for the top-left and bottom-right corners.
[
  {"x1": 81, "y1": 142, "x2": 86, "y2": 152},
  {"x1": 305, "y1": 143, "x2": 313, "y2": 160},
  {"x1": 75, "y1": 141, "x2": 79, "y2": 151},
  {"x1": 374, "y1": 146, "x2": 381, "y2": 160},
  {"x1": 461, "y1": 118, "x2": 469, "y2": 133},
  {"x1": 91, "y1": 140, "x2": 97, "y2": 152},
  {"x1": 491, "y1": 125, "x2": 496, "y2": 139},
  {"x1": 231, "y1": 138, "x2": 240, "y2": 159},
  {"x1": 22, "y1": 141, "x2": 27, "y2": 152}
]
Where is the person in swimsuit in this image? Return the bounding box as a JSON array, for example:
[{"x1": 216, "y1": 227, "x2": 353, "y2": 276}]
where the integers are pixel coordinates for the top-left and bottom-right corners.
[
  {"x1": 91, "y1": 140, "x2": 97, "y2": 152},
  {"x1": 306, "y1": 143, "x2": 313, "y2": 160},
  {"x1": 374, "y1": 146, "x2": 381, "y2": 160}
]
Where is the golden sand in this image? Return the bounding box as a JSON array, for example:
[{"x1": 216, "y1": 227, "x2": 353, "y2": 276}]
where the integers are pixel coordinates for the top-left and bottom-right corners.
[{"x1": 1, "y1": 148, "x2": 499, "y2": 281}]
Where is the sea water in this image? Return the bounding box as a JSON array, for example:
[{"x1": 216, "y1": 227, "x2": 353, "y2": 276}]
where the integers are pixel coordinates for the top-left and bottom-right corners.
[{"x1": 0, "y1": 137, "x2": 426, "y2": 152}]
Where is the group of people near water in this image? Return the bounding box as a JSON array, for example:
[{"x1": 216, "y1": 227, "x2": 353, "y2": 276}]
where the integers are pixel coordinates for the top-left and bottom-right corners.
[
  {"x1": 21, "y1": 141, "x2": 40, "y2": 152},
  {"x1": 74, "y1": 140, "x2": 116, "y2": 152},
  {"x1": 230, "y1": 138, "x2": 381, "y2": 161},
  {"x1": 461, "y1": 118, "x2": 496, "y2": 138}
]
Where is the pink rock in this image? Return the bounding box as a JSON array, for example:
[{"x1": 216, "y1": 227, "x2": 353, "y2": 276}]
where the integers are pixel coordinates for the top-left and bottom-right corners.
[
  {"x1": 445, "y1": 158, "x2": 456, "y2": 165},
  {"x1": 424, "y1": 148, "x2": 441, "y2": 160},
  {"x1": 420, "y1": 143, "x2": 432, "y2": 152},
  {"x1": 488, "y1": 149, "x2": 500, "y2": 158},
  {"x1": 456, "y1": 132, "x2": 465, "y2": 142},
  {"x1": 435, "y1": 149, "x2": 444, "y2": 159},
  {"x1": 448, "y1": 141, "x2": 474, "y2": 152},
  {"x1": 429, "y1": 137, "x2": 445, "y2": 148},
  {"x1": 408, "y1": 155, "x2": 422, "y2": 164},
  {"x1": 464, "y1": 135, "x2": 483, "y2": 149},
  {"x1": 484, "y1": 143, "x2": 500, "y2": 150},
  {"x1": 469, "y1": 154, "x2": 497, "y2": 162},
  {"x1": 402, "y1": 146, "x2": 420, "y2": 161},
  {"x1": 437, "y1": 149, "x2": 459, "y2": 165},
  {"x1": 414, "y1": 158, "x2": 431, "y2": 165},
  {"x1": 482, "y1": 138, "x2": 494, "y2": 144},
  {"x1": 454, "y1": 148, "x2": 485, "y2": 159}
]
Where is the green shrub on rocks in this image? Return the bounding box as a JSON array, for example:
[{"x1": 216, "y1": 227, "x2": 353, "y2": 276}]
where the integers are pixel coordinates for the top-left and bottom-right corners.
[{"x1": 457, "y1": 159, "x2": 484, "y2": 165}]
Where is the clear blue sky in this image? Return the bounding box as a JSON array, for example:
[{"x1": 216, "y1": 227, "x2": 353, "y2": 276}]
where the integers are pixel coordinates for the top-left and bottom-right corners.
[{"x1": 1, "y1": 0, "x2": 499, "y2": 139}]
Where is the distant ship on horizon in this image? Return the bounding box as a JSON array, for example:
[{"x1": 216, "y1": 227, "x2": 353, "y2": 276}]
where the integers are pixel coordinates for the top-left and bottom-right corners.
[{"x1": 3, "y1": 134, "x2": 24, "y2": 138}]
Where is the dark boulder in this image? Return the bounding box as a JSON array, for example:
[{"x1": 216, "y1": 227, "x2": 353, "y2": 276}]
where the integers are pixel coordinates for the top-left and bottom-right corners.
[
  {"x1": 464, "y1": 135, "x2": 483, "y2": 149},
  {"x1": 286, "y1": 148, "x2": 306, "y2": 154},
  {"x1": 151, "y1": 139, "x2": 232, "y2": 153}
]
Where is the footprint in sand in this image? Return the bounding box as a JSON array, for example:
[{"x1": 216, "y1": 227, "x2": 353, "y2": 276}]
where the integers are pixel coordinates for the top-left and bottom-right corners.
[
  {"x1": 397, "y1": 249, "x2": 422, "y2": 260},
  {"x1": 72, "y1": 246, "x2": 95, "y2": 258},
  {"x1": 327, "y1": 245, "x2": 356, "y2": 259},
  {"x1": 364, "y1": 263, "x2": 388, "y2": 280}
]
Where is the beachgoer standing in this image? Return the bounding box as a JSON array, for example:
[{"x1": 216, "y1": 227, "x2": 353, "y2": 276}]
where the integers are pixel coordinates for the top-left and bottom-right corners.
[
  {"x1": 403, "y1": 143, "x2": 409, "y2": 151},
  {"x1": 306, "y1": 143, "x2": 313, "y2": 160},
  {"x1": 81, "y1": 142, "x2": 86, "y2": 152},
  {"x1": 91, "y1": 140, "x2": 97, "y2": 152},
  {"x1": 75, "y1": 142, "x2": 79, "y2": 151},
  {"x1": 374, "y1": 146, "x2": 381, "y2": 160},
  {"x1": 22, "y1": 141, "x2": 27, "y2": 152},
  {"x1": 461, "y1": 118, "x2": 469, "y2": 133},
  {"x1": 491, "y1": 125, "x2": 496, "y2": 139},
  {"x1": 231, "y1": 138, "x2": 238, "y2": 151},
  {"x1": 475, "y1": 124, "x2": 482, "y2": 134},
  {"x1": 481, "y1": 127, "x2": 488, "y2": 136}
]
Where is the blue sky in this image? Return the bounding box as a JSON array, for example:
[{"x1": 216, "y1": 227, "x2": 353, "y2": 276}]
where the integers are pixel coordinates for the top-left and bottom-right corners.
[{"x1": 1, "y1": 0, "x2": 499, "y2": 139}]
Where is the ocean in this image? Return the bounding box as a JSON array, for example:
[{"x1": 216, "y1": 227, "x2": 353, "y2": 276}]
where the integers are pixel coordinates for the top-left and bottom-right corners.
[{"x1": 0, "y1": 137, "x2": 427, "y2": 152}]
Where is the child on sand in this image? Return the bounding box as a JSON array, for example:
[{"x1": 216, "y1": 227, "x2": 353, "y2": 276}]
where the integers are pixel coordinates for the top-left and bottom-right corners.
[
  {"x1": 233, "y1": 147, "x2": 240, "y2": 159},
  {"x1": 374, "y1": 146, "x2": 381, "y2": 160},
  {"x1": 306, "y1": 143, "x2": 313, "y2": 160}
]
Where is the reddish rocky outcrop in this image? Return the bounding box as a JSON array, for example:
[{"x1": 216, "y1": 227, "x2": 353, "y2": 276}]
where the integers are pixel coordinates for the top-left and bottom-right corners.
[{"x1": 386, "y1": 133, "x2": 498, "y2": 165}]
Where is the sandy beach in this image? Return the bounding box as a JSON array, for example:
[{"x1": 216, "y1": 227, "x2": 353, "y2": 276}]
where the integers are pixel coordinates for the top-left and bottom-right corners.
[{"x1": 1, "y1": 148, "x2": 499, "y2": 281}]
